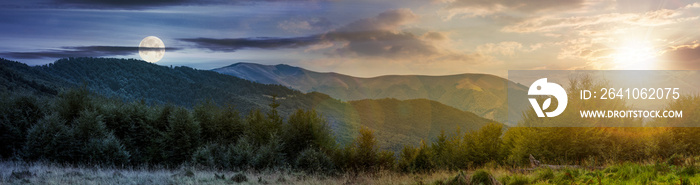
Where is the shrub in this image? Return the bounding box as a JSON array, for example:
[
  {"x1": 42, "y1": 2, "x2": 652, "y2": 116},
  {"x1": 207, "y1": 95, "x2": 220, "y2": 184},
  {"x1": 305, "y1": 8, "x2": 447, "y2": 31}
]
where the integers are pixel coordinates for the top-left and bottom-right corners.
[
  {"x1": 252, "y1": 134, "x2": 286, "y2": 170},
  {"x1": 666, "y1": 154, "x2": 683, "y2": 166},
  {"x1": 73, "y1": 109, "x2": 131, "y2": 165},
  {"x1": 24, "y1": 113, "x2": 76, "y2": 162},
  {"x1": 72, "y1": 110, "x2": 108, "y2": 142},
  {"x1": 282, "y1": 109, "x2": 336, "y2": 160},
  {"x1": 54, "y1": 87, "x2": 93, "y2": 122},
  {"x1": 0, "y1": 95, "x2": 45, "y2": 158},
  {"x1": 500, "y1": 174, "x2": 529, "y2": 185},
  {"x1": 354, "y1": 127, "x2": 379, "y2": 171},
  {"x1": 294, "y1": 148, "x2": 335, "y2": 174},
  {"x1": 192, "y1": 143, "x2": 233, "y2": 169},
  {"x1": 231, "y1": 173, "x2": 248, "y2": 183},
  {"x1": 377, "y1": 150, "x2": 395, "y2": 170},
  {"x1": 83, "y1": 134, "x2": 130, "y2": 166},
  {"x1": 163, "y1": 107, "x2": 201, "y2": 165},
  {"x1": 99, "y1": 100, "x2": 158, "y2": 164},
  {"x1": 397, "y1": 145, "x2": 418, "y2": 173},
  {"x1": 533, "y1": 168, "x2": 554, "y2": 182},
  {"x1": 448, "y1": 171, "x2": 468, "y2": 184},
  {"x1": 678, "y1": 165, "x2": 697, "y2": 177},
  {"x1": 244, "y1": 110, "x2": 277, "y2": 146},
  {"x1": 338, "y1": 127, "x2": 396, "y2": 173},
  {"x1": 231, "y1": 137, "x2": 255, "y2": 169},
  {"x1": 470, "y1": 169, "x2": 494, "y2": 185},
  {"x1": 411, "y1": 141, "x2": 436, "y2": 173},
  {"x1": 194, "y1": 101, "x2": 243, "y2": 144}
]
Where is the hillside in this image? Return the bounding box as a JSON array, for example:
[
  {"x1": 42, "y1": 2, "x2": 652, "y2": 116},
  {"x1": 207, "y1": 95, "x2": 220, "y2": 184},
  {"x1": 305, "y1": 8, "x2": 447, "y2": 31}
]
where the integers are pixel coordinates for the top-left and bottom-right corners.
[
  {"x1": 347, "y1": 98, "x2": 494, "y2": 151},
  {"x1": 0, "y1": 57, "x2": 496, "y2": 150},
  {"x1": 0, "y1": 57, "x2": 356, "y2": 142},
  {"x1": 213, "y1": 62, "x2": 528, "y2": 124}
]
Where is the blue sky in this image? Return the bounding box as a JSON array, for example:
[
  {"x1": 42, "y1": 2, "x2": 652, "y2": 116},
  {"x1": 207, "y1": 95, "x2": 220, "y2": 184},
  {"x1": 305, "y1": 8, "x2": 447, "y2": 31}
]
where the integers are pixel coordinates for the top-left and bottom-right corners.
[{"x1": 1, "y1": 0, "x2": 699, "y2": 77}]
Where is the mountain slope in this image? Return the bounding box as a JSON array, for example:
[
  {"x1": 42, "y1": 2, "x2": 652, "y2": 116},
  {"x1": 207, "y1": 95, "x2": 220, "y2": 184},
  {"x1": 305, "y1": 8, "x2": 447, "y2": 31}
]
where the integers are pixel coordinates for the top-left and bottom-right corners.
[
  {"x1": 0, "y1": 57, "x2": 496, "y2": 151},
  {"x1": 347, "y1": 98, "x2": 493, "y2": 151},
  {"x1": 1, "y1": 57, "x2": 357, "y2": 140},
  {"x1": 214, "y1": 62, "x2": 529, "y2": 124}
]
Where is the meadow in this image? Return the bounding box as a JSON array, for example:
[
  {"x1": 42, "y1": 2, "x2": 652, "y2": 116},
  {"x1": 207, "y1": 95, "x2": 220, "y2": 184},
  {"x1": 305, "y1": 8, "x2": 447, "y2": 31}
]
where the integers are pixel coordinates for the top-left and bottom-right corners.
[{"x1": 4, "y1": 158, "x2": 700, "y2": 185}]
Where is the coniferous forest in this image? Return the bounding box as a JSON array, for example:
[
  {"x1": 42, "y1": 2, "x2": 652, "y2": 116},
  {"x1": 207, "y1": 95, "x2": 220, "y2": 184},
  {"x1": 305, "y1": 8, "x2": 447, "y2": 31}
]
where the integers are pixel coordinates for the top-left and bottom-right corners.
[{"x1": 2, "y1": 58, "x2": 700, "y2": 184}]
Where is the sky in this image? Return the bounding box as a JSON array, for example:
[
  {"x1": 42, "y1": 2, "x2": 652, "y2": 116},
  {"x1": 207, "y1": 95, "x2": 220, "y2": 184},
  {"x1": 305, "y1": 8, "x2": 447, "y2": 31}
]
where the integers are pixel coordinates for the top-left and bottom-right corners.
[{"x1": 1, "y1": 0, "x2": 699, "y2": 77}]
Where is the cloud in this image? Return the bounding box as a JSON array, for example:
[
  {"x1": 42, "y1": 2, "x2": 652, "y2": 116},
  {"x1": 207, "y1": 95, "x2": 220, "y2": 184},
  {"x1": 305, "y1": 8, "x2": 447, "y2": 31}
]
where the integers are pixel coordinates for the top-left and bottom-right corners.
[
  {"x1": 494, "y1": 2, "x2": 700, "y2": 71},
  {"x1": 315, "y1": 9, "x2": 445, "y2": 59},
  {"x1": 503, "y1": 3, "x2": 700, "y2": 33},
  {"x1": 179, "y1": 36, "x2": 321, "y2": 52},
  {"x1": 56, "y1": 0, "x2": 193, "y2": 8},
  {"x1": 180, "y1": 9, "x2": 480, "y2": 63},
  {"x1": 661, "y1": 41, "x2": 700, "y2": 69},
  {"x1": 5, "y1": 0, "x2": 329, "y2": 9},
  {"x1": 0, "y1": 46, "x2": 180, "y2": 59},
  {"x1": 336, "y1": 8, "x2": 418, "y2": 32},
  {"x1": 477, "y1": 42, "x2": 521, "y2": 56},
  {"x1": 278, "y1": 18, "x2": 334, "y2": 33},
  {"x1": 421, "y1": 31, "x2": 448, "y2": 41},
  {"x1": 442, "y1": 0, "x2": 586, "y2": 18}
]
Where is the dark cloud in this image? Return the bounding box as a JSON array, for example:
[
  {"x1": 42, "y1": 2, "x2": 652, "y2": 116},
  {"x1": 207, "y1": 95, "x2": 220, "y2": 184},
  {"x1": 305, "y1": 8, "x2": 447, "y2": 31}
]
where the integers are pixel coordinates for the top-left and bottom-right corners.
[
  {"x1": 337, "y1": 8, "x2": 418, "y2": 32},
  {"x1": 180, "y1": 9, "x2": 444, "y2": 59},
  {"x1": 662, "y1": 43, "x2": 700, "y2": 69},
  {"x1": 321, "y1": 31, "x2": 440, "y2": 58},
  {"x1": 0, "y1": 46, "x2": 179, "y2": 59},
  {"x1": 5, "y1": 0, "x2": 328, "y2": 9},
  {"x1": 179, "y1": 36, "x2": 321, "y2": 52},
  {"x1": 57, "y1": 0, "x2": 191, "y2": 7}
]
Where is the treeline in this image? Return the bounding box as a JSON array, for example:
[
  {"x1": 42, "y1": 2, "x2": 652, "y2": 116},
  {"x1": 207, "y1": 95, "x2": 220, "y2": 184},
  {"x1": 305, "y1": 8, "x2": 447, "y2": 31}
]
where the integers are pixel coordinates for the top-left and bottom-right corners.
[
  {"x1": 2, "y1": 85, "x2": 700, "y2": 174},
  {"x1": 0, "y1": 86, "x2": 502, "y2": 173},
  {"x1": 0, "y1": 87, "x2": 390, "y2": 173}
]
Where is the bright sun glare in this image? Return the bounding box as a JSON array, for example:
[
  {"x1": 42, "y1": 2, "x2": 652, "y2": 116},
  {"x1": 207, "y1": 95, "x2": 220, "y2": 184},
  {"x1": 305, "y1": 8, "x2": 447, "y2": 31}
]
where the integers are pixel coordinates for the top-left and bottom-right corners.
[{"x1": 611, "y1": 41, "x2": 659, "y2": 69}]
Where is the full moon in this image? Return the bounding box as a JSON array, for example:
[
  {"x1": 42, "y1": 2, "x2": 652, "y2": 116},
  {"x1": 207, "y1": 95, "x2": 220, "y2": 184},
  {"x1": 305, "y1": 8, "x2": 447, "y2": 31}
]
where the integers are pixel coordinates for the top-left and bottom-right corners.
[{"x1": 139, "y1": 36, "x2": 165, "y2": 63}]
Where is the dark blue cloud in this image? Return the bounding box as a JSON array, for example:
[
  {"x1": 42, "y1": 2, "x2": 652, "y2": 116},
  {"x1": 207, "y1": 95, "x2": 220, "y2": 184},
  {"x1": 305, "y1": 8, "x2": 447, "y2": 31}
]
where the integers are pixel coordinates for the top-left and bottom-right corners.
[
  {"x1": 179, "y1": 36, "x2": 322, "y2": 52},
  {"x1": 0, "y1": 46, "x2": 180, "y2": 59},
  {"x1": 179, "y1": 9, "x2": 442, "y2": 59},
  {"x1": 4, "y1": 0, "x2": 333, "y2": 9}
]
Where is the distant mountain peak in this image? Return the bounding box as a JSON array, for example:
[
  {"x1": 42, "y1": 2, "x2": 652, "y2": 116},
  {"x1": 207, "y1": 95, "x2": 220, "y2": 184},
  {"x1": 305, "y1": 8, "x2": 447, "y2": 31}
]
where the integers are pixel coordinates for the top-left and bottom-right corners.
[{"x1": 213, "y1": 62, "x2": 529, "y2": 125}]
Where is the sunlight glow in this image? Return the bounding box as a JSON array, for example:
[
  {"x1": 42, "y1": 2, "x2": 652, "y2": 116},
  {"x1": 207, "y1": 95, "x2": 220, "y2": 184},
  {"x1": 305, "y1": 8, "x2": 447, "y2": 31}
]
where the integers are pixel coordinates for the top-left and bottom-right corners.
[{"x1": 611, "y1": 40, "x2": 659, "y2": 70}]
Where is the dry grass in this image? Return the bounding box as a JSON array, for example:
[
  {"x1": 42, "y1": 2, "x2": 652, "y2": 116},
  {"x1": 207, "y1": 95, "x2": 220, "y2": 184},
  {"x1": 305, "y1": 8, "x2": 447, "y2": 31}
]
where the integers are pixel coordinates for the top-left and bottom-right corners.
[{"x1": 0, "y1": 161, "x2": 454, "y2": 185}]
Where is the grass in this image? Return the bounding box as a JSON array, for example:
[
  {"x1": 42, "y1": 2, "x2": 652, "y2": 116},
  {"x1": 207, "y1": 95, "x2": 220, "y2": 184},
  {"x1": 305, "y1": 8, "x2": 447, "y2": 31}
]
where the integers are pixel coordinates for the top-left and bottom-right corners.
[
  {"x1": 432, "y1": 161, "x2": 700, "y2": 185},
  {"x1": 6, "y1": 160, "x2": 700, "y2": 184},
  {"x1": 0, "y1": 161, "x2": 454, "y2": 185}
]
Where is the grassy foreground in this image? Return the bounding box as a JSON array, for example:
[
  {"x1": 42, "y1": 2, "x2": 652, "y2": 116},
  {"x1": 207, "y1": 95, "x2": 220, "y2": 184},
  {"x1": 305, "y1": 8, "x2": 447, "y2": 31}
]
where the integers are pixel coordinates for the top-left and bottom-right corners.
[
  {"x1": 5, "y1": 160, "x2": 700, "y2": 185},
  {"x1": 431, "y1": 159, "x2": 700, "y2": 185},
  {"x1": 0, "y1": 161, "x2": 454, "y2": 185}
]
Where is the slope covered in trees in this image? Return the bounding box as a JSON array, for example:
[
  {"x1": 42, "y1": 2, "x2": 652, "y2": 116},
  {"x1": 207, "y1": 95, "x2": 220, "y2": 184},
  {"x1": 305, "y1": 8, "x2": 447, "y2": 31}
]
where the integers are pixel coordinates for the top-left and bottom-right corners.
[
  {"x1": 0, "y1": 57, "x2": 494, "y2": 149},
  {"x1": 213, "y1": 62, "x2": 530, "y2": 124},
  {"x1": 347, "y1": 98, "x2": 493, "y2": 151},
  {"x1": 2, "y1": 60, "x2": 700, "y2": 179}
]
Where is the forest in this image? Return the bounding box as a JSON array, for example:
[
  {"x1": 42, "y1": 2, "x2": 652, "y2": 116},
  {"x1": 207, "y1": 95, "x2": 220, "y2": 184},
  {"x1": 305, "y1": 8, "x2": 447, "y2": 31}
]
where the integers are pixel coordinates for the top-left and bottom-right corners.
[
  {"x1": 1, "y1": 85, "x2": 700, "y2": 184},
  {"x1": 2, "y1": 58, "x2": 700, "y2": 184}
]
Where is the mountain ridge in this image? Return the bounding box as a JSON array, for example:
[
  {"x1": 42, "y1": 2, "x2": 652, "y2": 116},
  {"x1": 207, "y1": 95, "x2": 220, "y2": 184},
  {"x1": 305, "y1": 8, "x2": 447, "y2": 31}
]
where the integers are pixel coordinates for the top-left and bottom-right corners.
[
  {"x1": 0, "y1": 57, "x2": 497, "y2": 151},
  {"x1": 214, "y1": 62, "x2": 529, "y2": 124}
]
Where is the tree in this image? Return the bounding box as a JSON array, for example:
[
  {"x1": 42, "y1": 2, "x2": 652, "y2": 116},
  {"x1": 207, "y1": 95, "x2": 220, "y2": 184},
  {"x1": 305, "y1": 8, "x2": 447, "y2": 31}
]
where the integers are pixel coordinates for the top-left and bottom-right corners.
[
  {"x1": 283, "y1": 109, "x2": 336, "y2": 160},
  {"x1": 0, "y1": 95, "x2": 45, "y2": 158},
  {"x1": 164, "y1": 107, "x2": 201, "y2": 165}
]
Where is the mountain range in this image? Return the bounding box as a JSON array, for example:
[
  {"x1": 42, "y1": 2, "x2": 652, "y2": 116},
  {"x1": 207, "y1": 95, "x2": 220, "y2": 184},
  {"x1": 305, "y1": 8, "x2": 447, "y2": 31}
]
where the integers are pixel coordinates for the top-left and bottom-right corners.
[
  {"x1": 213, "y1": 62, "x2": 529, "y2": 124},
  {"x1": 0, "y1": 57, "x2": 497, "y2": 151}
]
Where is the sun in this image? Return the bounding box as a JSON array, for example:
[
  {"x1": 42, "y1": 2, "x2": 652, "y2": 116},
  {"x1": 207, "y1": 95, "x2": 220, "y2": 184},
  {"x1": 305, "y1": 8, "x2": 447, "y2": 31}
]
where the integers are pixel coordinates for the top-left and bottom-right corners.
[{"x1": 611, "y1": 40, "x2": 659, "y2": 70}]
